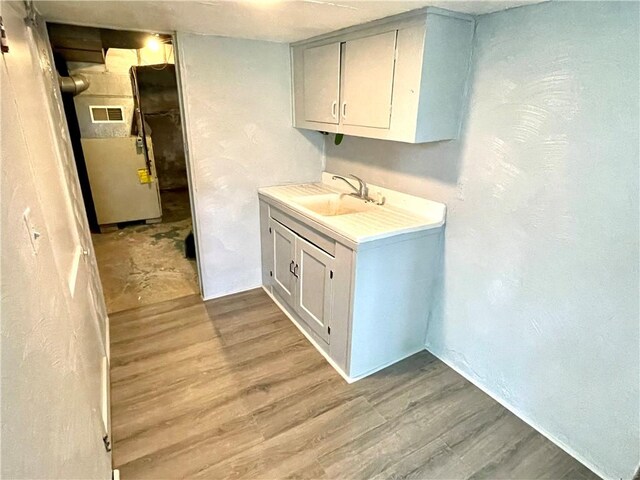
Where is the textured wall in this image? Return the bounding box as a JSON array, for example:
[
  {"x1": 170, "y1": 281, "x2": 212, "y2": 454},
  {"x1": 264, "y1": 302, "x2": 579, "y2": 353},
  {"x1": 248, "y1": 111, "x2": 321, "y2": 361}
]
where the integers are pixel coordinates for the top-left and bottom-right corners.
[
  {"x1": 325, "y1": 2, "x2": 639, "y2": 478},
  {"x1": 1, "y1": 2, "x2": 111, "y2": 478},
  {"x1": 176, "y1": 34, "x2": 324, "y2": 299},
  {"x1": 138, "y1": 66, "x2": 188, "y2": 190},
  {"x1": 145, "y1": 112, "x2": 188, "y2": 190}
]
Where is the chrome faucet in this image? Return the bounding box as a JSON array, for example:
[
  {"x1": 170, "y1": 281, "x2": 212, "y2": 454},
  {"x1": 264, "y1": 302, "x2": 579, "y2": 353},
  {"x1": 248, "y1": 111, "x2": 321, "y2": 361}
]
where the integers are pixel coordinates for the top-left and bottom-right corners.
[{"x1": 332, "y1": 174, "x2": 370, "y2": 200}]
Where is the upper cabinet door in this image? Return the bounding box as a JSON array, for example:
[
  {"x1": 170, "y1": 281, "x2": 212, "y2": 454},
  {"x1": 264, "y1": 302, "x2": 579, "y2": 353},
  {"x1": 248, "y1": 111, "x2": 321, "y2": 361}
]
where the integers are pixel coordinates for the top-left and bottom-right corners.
[
  {"x1": 342, "y1": 30, "x2": 397, "y2": 129},
  {"x1": 303, "y1": 42, "x2": 341, "y2": 124}
]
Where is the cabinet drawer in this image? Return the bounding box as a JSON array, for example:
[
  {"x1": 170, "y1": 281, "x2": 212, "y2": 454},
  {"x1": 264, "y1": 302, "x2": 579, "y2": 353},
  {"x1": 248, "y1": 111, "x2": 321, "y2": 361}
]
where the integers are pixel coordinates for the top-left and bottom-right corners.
[{"x1": 270, "y1": 207, "x2": 336, "y2": 257}]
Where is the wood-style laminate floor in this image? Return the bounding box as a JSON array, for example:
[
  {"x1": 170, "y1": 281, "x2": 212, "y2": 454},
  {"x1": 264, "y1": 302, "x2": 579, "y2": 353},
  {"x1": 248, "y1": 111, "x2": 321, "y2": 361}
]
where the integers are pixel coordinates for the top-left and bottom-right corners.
[{"x1": 110, "y1": 289, "x2": 599, "y2": 480}]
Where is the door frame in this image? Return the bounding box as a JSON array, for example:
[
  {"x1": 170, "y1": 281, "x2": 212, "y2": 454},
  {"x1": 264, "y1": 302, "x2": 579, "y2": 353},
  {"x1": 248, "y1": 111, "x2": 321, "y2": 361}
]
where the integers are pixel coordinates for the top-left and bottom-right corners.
[
  {"x1": 173, "y1": 33, "x2": 205, "y2": 296},
  {"x1": 41, "y1": 25, "x2": 205, "y2": 298}
]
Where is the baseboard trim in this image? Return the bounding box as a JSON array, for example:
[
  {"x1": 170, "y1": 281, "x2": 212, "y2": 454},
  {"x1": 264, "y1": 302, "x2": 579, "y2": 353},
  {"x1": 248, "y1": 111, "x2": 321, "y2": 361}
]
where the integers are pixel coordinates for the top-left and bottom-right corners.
[{"x1": 424, "y1": 343, "x2": 607, "y2": 480}]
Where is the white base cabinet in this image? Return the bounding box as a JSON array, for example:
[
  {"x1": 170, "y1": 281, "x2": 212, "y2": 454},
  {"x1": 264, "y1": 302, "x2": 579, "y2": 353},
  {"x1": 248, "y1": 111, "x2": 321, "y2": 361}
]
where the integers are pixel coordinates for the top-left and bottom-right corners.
[
  {"x1": 259, "y1": 198, "x2": 443, "y2": 381},
  {"x1": 270, "y1": 218, "x2": 333, "y2": 343}
]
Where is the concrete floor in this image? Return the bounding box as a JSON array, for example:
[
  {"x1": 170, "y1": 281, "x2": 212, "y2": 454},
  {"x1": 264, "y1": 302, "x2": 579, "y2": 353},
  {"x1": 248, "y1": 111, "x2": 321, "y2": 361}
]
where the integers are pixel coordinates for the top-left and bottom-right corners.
[{"x1": 92, "y1": 188, "x2": 199, "y2": 314}]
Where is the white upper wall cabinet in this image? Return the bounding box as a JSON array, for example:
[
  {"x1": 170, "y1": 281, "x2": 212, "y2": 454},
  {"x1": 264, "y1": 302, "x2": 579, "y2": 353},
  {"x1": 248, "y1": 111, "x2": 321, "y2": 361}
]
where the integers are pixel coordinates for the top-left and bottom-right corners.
[
  {"x1": 303, "y1": 42, "x2": 341, "y2": 124},
  {"x1": 291, "y1": 7, "x2": 475, "y2": 143}
]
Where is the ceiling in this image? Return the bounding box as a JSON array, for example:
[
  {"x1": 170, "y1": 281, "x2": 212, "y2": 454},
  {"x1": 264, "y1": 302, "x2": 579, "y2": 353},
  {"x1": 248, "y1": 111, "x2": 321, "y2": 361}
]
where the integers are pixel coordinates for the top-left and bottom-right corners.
[{"x1": 34, "y1": 0, "x2": 544, "y2": 43}]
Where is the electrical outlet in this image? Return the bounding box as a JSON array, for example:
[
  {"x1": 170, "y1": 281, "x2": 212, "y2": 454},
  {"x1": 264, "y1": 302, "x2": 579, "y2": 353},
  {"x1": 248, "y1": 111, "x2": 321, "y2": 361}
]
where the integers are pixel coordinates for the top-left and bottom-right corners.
[{"x1": 23, "y1": 207, "x2": 41, "y2": 254}]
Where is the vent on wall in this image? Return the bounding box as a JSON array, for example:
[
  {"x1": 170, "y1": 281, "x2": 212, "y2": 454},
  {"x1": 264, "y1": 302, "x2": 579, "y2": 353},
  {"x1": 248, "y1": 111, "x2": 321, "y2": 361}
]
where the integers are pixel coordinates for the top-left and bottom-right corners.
[{"x1": 90, "y1": 106, "x2": 125, "y2": 123}]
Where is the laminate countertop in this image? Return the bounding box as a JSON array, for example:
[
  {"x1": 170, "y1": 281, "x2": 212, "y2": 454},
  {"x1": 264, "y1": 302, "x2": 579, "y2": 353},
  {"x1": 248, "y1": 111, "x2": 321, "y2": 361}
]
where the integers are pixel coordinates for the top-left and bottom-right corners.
[{"x1": 258, "y1": 174, "x2": 446, "y2": 244}]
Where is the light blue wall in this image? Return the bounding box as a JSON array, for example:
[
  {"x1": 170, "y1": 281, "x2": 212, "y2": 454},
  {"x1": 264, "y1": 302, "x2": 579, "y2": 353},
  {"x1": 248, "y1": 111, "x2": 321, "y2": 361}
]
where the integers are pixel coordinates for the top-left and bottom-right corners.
[
  {"x1": 177, "y1": 35, "x2": 324, "y2": 299},
  {"x1": 325, "y1": 2, "x2": 639, "y2": 478}
]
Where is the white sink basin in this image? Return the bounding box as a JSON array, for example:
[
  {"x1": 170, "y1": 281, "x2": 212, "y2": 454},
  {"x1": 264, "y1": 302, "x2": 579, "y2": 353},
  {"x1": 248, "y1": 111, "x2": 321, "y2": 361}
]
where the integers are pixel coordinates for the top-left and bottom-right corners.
[{"x1": 293, "y1": 193, "x2": 376, "y2": 217}]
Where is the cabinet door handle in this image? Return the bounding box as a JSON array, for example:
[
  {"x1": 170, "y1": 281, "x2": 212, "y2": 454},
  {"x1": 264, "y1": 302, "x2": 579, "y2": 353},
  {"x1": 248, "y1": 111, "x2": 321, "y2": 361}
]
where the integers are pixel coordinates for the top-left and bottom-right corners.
[
  {"x1": 293, "y1": 264, "x2": 299, "y2": 278},
  {"x1": 342, "y1": 102, "x2": 347, "y2": 118},
  {"x1": 331, "y1": 101, "x2": 337, "y2": 119},
  {"x1": 289, "y1": 260, "x2": 295, "y2": 274}
]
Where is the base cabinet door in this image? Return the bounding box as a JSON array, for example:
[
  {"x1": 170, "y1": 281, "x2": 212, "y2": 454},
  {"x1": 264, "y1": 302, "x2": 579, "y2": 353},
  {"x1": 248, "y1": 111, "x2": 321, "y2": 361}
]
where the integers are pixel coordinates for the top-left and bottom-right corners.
[
  {"x1": 294, "y1": 237, "x2": 333, "y2": 343},
  {"x1": 271, "y1": 219, "x2": 296, "y2": 306}
]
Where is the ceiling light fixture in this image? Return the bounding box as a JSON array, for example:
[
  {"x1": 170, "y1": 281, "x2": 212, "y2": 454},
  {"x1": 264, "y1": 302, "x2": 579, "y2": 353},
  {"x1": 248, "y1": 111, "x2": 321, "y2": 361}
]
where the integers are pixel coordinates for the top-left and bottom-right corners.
[{"x1": 146, "y1": 34, "x2": 161, "y2": 52}]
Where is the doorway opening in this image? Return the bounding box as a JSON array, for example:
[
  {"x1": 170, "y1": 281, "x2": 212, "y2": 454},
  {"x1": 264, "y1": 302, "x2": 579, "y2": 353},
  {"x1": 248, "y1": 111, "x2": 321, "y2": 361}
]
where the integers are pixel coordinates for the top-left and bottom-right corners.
[{"x1": 47, "y1": 24, "x2": 200, "y2": 313}]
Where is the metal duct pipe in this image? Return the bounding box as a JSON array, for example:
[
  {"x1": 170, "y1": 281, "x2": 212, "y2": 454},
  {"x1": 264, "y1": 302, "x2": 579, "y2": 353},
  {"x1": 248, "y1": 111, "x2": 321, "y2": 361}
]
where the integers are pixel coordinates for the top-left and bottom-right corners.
[{"x1": 58, "y1": 74, "x2": 89, "y2": 96}]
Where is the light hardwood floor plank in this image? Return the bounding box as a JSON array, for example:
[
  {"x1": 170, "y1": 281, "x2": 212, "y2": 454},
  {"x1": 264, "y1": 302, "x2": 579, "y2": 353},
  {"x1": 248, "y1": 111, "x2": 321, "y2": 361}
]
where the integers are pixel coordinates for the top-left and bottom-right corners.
[
  {"x1": 192, "y1": 397, "x2": 386, "y2": 480},
  {"x1": 109, "y1": 289, "x2": 600, "y2": 479}
]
